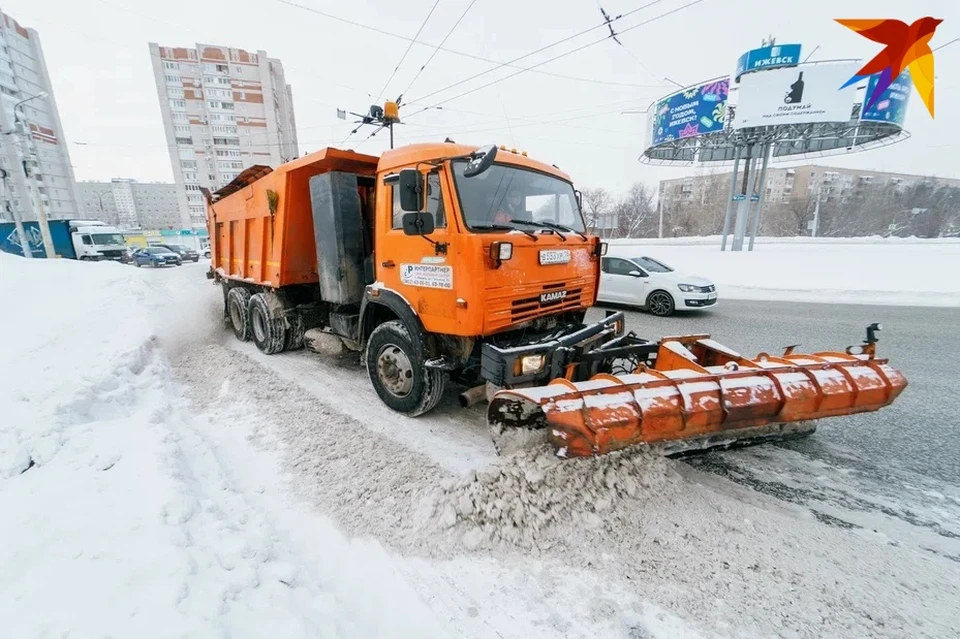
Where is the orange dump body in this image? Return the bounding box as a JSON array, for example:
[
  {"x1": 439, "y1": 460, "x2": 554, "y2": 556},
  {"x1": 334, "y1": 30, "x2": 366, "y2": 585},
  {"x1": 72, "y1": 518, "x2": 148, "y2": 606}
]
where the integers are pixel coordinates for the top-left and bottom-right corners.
[
  {"x1": 488, "y1": 335, "x2": 907, "y2": 458},
  {"x1": 207, "y1": 148, "x2": 380, "y2": 288}
]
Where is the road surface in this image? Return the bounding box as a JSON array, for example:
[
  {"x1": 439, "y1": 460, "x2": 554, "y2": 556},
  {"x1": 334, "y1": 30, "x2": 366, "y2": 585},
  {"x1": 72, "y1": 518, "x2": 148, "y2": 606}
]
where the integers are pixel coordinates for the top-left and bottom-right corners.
[
  {"x1": 587, "y1": 299, "x2": 960, "y2": 484},
  {"x1": 585, "y1": 300, "x2": 960, "y2": 559}
]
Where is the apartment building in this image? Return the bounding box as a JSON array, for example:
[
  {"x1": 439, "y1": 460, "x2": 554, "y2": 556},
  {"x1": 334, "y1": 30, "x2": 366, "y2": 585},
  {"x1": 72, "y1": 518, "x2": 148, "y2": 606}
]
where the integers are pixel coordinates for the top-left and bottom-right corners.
[
  {"x1": 77, "y1": 179, "x2": 180, "y2": 230},
  {"x1": 660, "y1": 165, "x2": 960, "y2": 208},
  {"x1": 148, "y1": 42, "x2": 298, "y2": 229},
  {"x1": 0, "y1": 9, "x2": 83, "y2": 221}
]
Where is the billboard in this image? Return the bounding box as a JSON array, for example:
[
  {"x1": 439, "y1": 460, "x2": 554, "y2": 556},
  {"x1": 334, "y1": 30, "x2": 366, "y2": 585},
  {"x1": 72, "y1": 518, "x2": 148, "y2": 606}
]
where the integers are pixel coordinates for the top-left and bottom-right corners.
[
  {"x1": 732, "y1": 62, "x2": 859, "y2": 129},
  {"x1": 649, "y1": 78, "x2": 729, "y2": 146},
  {"x1": 860, "y1": 69, "x2": 912, "y2": 126},
  {"x1": 735, "y1": 43, "x2": 802, "y2": 81}
]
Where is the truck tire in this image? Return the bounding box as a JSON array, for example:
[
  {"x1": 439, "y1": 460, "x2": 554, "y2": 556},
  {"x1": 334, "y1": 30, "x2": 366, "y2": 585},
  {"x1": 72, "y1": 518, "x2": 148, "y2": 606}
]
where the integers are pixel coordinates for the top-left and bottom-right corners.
[
  {"x1": 365, "y1": 320, "x2": 445, "y2": 416},
  {"x1": 249, "y1": 292, "x2": 287, "y2": 355},
  {"x1": 227, "y1": 287, "x2": 253, "y2": 342},
  {"x1": 284, "y1": 313, "x2": 306, "y2": 351}
]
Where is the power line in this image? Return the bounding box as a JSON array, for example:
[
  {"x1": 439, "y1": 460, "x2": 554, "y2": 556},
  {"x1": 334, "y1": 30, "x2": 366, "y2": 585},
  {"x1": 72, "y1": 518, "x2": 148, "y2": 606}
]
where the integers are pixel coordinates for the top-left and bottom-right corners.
[
  {"x1": 934, "y1": 37, "x2": 959, "y2": 52},
  {"x1": 398, "y1": 0, "x2": 479, "y2": 103},
  {"x1": 276, "y1": 0, "x2": 660, "y2": 89},
  {"x1": 405, "y1": 0, "x2": 706, "y2": 114},
  {"x1": 405, "y1": 0, "x2": 672, "y2": 105},
  {"x1": 375, "y1": 0, "x2": 441, "y2": 104}
]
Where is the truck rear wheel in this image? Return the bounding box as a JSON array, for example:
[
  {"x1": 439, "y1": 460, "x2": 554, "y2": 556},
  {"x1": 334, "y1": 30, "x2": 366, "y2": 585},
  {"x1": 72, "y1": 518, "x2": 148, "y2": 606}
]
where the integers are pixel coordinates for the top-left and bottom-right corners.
[
  {"x1": 227, "y1": 287, "x2": 252, "y2": 341},
  {"x1": 365, "y1": 320, "x2": 445, "y2": 416},
  {"x1": 249, "y1": 292, "x2": 287, "y2": 355},
  {"x1": 284, "y1": 313, "x2": 306, "y2": 351}
]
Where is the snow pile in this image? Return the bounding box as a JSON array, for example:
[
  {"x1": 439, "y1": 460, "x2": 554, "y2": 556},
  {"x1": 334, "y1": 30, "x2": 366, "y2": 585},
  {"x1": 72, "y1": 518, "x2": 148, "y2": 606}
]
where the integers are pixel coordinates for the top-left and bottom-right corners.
[
  {"x1": 0, "y1": 256, "x2": 448, "y2": 638},
  {"x1": 421, "y1": 446, "x2": 677, "y2": 549},
  {"x1": 608, "y1": 237, "x2": 960, "y2": 306}
]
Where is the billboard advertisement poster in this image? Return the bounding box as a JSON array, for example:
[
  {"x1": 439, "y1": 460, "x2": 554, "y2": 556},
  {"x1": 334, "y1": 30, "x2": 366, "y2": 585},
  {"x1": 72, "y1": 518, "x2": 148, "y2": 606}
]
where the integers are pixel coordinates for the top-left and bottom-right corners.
[
  {"x1": 860, "y1": 69, "x2": 911, "y2": 126},
  {"x1": 735, "y1": 43, "x2": 802, "y2": 81},
  {"x1": 649, "y1": 78, "x2": 729, "y2": 146},
  {"x1": 732, "y1": 62, "x2": 859, "y2": 129}
]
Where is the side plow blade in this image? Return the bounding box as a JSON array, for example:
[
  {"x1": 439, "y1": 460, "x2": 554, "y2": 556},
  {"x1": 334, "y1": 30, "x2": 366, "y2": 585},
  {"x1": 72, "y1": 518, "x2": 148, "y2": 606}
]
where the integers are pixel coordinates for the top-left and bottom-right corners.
[{"x1": 488, "y1": 325, "x2": 907, "y2": 459}]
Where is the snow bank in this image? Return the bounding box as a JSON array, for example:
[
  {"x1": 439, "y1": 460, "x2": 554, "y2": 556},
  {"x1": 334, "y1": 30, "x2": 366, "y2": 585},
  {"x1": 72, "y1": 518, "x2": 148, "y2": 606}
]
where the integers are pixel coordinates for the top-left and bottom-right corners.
[
  {"x1": 609, "y1": 237, "x2": 960, "y2": 306},
  {"x1": 0, "y1": 255, "x2": 445, "y2": 638}
]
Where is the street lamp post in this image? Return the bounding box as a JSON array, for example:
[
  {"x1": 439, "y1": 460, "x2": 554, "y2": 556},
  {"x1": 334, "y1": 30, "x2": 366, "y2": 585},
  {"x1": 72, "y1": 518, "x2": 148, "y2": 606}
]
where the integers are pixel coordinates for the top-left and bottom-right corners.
[{"x1": 12, "y1": 91, "x2": 56, "y2": 257}]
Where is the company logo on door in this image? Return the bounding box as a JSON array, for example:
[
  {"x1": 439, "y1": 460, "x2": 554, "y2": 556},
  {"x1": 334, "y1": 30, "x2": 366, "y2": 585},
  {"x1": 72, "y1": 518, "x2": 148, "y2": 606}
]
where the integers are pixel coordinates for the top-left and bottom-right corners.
[{"x1": 540, "y1": 290, "x2": 568, "y2": 304}]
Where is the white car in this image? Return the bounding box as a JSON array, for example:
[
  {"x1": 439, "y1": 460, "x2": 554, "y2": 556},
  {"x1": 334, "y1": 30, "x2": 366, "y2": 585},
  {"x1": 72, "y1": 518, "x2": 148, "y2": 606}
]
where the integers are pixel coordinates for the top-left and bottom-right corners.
[{"x1": 598, "y1": 255, "x2": 717, "y2": 316}]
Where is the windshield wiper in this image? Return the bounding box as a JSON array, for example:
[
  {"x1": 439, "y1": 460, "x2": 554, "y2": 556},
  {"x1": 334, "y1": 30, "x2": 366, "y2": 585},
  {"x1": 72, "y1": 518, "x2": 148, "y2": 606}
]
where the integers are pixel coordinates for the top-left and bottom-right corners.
[
  {"x1": 470, "y1": 223, "x2": 538, "y2": 241},
  {"x1": 509, "y1": 219, "x2": 565, "y2": 242},
  {"x1": 539, "y1": 220, "x2": 588, "y2": 241}
]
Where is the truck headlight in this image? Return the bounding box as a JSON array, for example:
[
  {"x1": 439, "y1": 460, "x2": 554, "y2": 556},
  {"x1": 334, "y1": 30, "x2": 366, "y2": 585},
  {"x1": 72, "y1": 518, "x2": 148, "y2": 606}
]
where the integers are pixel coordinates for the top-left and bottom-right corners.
[
  {"x1": 490, "y1": 241, "x2": 513, "y2": 261},
  {"x1": 678, "y1": 284, "x2": 698, "y2": 293},
  {"x1": 519, "y1": 353, "x2": 546, "y2": 375}
]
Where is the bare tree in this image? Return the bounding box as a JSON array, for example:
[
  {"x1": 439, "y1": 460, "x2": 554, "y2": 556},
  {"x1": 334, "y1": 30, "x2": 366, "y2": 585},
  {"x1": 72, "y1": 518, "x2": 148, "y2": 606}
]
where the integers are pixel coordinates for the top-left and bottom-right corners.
[
  {"x1": 614, "y1": 182, "x2": 656, "y2": 238},
  {"x1": 580, "y1": 186, "x2": 613, "y2": 236}
]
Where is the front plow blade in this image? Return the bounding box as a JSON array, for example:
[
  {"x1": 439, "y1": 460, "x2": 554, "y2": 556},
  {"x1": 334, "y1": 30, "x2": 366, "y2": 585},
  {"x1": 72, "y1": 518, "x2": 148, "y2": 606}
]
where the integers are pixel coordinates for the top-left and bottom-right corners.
[{"x1": 488, "y1": 332, "x2": 907, "y2": 459}]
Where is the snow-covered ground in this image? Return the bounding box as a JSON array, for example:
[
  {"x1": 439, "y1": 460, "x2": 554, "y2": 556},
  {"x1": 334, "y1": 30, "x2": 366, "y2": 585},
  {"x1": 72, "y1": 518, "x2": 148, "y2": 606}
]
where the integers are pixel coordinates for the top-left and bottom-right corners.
[
  {"x1": 609, "y1": 236, "x2": 960, "y2": 307},
  {"x1": 2, "y1": 254, "x2": 959, "y2": 638}
]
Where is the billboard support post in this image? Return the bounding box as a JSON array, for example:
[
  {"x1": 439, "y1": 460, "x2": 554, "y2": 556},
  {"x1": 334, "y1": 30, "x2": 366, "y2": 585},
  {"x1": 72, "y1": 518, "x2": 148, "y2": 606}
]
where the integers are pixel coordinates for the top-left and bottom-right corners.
[
  {"x1": 748, "y1": 142, "x2": 772, "y2": 251},
  {"x1": 720, "y1": 145, "x2": 743, "y2": 251},
  {"x1": 732, "y1": 145, "x2": 758, "y2": 251}
]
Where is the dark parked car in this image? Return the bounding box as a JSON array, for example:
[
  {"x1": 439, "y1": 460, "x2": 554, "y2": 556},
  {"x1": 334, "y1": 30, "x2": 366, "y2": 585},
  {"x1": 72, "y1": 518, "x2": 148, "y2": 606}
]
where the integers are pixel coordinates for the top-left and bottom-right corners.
[
  {"x1": 131, "y1": 246, "x2": 181, "y2": 267},
  {"x1": 157, "y1": 243, "x2": 199, "y2": 262}
]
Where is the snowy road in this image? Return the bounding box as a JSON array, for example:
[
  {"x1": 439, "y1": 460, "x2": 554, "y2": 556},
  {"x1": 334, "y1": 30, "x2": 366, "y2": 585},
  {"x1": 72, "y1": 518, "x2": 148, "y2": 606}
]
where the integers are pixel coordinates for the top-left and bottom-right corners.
[{"x1": 4, "y1": 257, "x2": 960, "y2": 638}]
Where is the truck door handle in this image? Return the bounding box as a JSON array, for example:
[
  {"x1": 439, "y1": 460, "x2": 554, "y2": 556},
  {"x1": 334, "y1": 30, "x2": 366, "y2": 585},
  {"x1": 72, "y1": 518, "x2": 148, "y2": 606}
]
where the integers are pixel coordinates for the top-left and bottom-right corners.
[{"x1": 381, "y1": 260, "x2": 395, "y2": 268}]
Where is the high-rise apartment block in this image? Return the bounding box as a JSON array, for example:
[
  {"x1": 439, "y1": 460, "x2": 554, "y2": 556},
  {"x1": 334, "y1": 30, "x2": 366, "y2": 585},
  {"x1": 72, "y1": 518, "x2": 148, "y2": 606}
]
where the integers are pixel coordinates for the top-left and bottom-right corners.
[
  {"x1": 0, "y1": 9, "x2": 83, "y2": 221},
  {"x1": 77, "y1": 179, "x2": 181, "y2": 230},
  {"x1": 148, "y1": 42, "x2": 298, "y2": 229}
]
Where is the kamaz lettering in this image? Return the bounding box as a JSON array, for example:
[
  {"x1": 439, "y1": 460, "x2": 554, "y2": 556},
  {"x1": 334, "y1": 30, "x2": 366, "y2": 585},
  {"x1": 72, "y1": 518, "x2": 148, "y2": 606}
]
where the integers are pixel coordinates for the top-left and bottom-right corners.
[{"x1": 540, "y1": 290, "x2": 568, "y2": 303}]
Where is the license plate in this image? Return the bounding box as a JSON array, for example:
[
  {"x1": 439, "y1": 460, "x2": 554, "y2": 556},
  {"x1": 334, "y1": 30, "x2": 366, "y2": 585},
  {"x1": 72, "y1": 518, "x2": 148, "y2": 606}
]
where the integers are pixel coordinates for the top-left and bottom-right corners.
[
  {"x1": 539, "y1": 249, "x2": 571, "y2": 265},
  {"x1": 707, "y1": 295, "x2": 717, "y2": 301}
]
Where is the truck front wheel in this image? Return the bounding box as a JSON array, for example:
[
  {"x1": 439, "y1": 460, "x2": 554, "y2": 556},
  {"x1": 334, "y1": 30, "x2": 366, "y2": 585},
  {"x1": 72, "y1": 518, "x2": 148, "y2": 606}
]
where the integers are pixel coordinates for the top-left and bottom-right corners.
[
  {"x1": 365, "y1": 320, "x2": 445, "y2": 416},
  {"x1": 249, "y1": 293, "x2": 287, "y2": 355},
  {"x1": 227, "y1": 287, "x2": 252, "y2": 341}
]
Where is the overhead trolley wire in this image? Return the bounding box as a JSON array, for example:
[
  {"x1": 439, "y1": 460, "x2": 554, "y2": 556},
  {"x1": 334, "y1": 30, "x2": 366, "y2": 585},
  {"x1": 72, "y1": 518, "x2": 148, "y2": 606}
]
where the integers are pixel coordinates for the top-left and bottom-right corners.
[
  {"x1": 404, "y1": 0, "x2": 673, "y2": 105},
  {"x1": 374, "y1": 0, "x2": 442, "y2": 104},
  {"x1": 402, "y1": 0, "x2": 706, "y2": 116},
  {"x1": 276, "y1": 0, "x2": 660, "y2": 88},
  {"x1": 398, "y1": 0, "x2": 479, "y2": 103}
]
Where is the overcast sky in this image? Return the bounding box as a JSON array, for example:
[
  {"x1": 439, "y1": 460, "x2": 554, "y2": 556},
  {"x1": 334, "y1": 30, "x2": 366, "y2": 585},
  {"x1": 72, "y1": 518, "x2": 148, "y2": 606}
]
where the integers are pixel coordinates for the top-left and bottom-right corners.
[{"x1": 6, "y1": 0, "x2": 956, "y2": 192}]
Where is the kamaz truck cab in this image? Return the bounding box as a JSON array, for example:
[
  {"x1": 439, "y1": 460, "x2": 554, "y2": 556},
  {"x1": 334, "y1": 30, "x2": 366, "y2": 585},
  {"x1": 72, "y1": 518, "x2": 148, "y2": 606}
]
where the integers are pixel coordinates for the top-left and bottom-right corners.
[{"x1": 207, "y1": 142, "x2": 621, "y2": 417}]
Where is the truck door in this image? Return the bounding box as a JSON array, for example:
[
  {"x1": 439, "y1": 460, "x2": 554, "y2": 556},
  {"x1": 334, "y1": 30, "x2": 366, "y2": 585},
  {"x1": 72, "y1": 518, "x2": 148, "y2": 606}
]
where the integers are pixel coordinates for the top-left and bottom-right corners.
[{"x1": 378, "y1": 171, "x2": 458, "y2": 332}]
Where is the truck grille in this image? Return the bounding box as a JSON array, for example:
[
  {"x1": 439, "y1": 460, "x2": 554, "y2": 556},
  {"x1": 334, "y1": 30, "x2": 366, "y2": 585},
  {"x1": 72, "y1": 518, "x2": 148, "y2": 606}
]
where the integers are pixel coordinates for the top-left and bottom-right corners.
[
  {"x1": 484, "y1": 277, "x2": 594, "y2": 332},
  {"x1": 511, "y1": 282, "x2": 584, "y2": 322}
]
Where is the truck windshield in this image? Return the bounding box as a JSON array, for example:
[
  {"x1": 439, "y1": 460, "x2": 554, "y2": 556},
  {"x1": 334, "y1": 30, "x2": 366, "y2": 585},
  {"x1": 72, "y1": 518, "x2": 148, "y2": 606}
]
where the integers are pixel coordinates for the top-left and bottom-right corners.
[
  {"x1": 452, "y1": 160, "x2": 586, "y2": 233},
  {"x1": 92, "y1": 233, "x2": 125, "y2": 246}
]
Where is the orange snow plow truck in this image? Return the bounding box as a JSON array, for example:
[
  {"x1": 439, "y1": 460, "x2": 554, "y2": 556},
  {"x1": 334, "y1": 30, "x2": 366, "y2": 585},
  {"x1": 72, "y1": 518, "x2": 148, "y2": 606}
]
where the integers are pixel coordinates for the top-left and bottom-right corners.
[{"x1": 205, "y1": 142, "x2": 906, "y2": 458}]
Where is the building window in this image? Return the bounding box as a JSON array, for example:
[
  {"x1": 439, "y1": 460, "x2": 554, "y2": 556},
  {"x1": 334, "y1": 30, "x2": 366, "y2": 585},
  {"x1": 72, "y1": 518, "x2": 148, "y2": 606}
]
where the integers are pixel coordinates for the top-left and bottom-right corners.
[
  {"x1": 208, "y1": 100, "x2": 219, "y2": 109},
  {"x1": 165, "y1": 74, "x2": 181, "y2": 84},
  {"x1": 180, "y1": 160, "x2": 197, "y2": 169},
  {"x1": 163, "y1": 61, "x2": 178, "y2": 70},
  {"x1": 216, "y1": 64, "x2": 229, "y2": 73},
  {"x1": 168, "y1": 87, "x2": 184, "y2": 98},
  {"x1": 175, "y1": 136, "x2": 193, "y2": 146},
  {"x1": 169, "y1": 99, "x2": 186, "y2": 109}
]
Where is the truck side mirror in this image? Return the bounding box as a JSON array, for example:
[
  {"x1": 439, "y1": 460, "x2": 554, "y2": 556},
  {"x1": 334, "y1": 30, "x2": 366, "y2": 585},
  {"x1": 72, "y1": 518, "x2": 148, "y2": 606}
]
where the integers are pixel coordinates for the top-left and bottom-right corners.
[
  {"x1": 575, "y1": 189, "x2": 583, "y2": 210},
  {"x1": 398, "y1": 168, "x2": 424, "y2": 212},
  {"x1": 402, "y1": 212, "x2": 435, "y2": 237},
  {"x1": 462, "y1": 144, "x2": 498, "y2": 178}
]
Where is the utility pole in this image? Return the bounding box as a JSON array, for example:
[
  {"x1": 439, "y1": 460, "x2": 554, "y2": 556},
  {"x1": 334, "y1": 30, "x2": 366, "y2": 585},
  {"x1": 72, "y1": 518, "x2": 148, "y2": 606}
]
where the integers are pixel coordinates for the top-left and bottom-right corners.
[
  {"x1": 811, "y1": 189, "x2": 821, "y2": 237},
  {"x1": 10, "y1": 92, "x2": 54, "y2": 257},
  {"x1": 0, "y1": 97, "x2": 40, "y2": 258}
]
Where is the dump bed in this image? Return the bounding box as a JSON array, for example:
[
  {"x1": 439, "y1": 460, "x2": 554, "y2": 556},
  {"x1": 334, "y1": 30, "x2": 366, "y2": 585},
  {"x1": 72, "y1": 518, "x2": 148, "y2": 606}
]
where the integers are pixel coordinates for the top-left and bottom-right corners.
[{"x1": 207, "y1": 148, "x2": 379, "y2": 288}]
